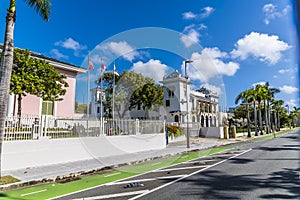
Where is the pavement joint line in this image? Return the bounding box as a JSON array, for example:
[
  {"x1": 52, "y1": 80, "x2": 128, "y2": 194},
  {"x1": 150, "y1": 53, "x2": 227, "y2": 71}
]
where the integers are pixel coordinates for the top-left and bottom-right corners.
[
  {"x1": 20, "y1": 189, "x2": 47, "y2": 197},
  {"x1": 103, "y1": 172, "x2": 121, "y2": 177},
  {"x1": 106, "y1": 175, "x2": 186, "y2": 186},
  {"x1": 71, "y1": 189, "x2": 150, "y2": 200},
  {"x1": 154, "y1": 165, "x2": 210, "y2": 172},
  {"x1": 129, "y1": 148, "x2": 253, "y2": 200}
]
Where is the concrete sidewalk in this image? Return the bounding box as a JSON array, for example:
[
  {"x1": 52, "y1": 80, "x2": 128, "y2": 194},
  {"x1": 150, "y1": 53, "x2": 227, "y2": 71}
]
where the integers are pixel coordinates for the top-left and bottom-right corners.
[{"x1": 2, "y1": 137, "x2": 237, "y2": 184}]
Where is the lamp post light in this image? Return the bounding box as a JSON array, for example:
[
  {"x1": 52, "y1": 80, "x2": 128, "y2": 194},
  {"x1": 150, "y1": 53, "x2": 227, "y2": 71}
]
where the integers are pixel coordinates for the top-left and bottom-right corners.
[{"x1": 184, "y1": 60, "x2": 193, "y2": 148}]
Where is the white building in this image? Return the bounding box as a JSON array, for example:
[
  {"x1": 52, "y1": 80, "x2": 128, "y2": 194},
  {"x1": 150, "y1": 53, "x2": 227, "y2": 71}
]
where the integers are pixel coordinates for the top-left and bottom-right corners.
[{"x1": 160, "y1": 70, "x2": 219, "y2": 127}]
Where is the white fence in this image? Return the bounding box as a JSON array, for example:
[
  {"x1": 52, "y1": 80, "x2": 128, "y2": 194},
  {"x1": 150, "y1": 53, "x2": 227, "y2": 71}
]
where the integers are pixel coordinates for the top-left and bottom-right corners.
[{"x1": 4, "y1": 116, "x2": 165, "y2": 141}]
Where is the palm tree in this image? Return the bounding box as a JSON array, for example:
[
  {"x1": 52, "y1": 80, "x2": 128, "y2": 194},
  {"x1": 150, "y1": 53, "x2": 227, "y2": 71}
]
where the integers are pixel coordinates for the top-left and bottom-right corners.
[
  {"x1": 248, "y1": 88, "x2": 258, "y2": 136},
  {"x1": 0, "y1": 0, "x2": 51, "y2": 181},
  {"x1": 290, "y1": 107, "x2": 300, "y2": 127},
  {"x1": 264, "y1": 82, "x2": 280, "y2": 133},
  {"x1": 235, "y1": 89, "x2": 252, "y2": 138},
  {"x1": 255, "y1": 84, "x2": 268, "y2": 135},
  {"x1": 272, "y1": 99, "x2": 284, "y2": 131}
]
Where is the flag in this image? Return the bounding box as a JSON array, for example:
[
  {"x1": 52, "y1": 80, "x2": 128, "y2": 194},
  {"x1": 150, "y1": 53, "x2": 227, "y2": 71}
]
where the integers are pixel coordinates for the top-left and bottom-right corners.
[
  {"x1": 101, "y1": 63, "x2": 107, "y2": 71},
  {"x1": 88, "y1": 58, "x2": 94, "y2": 71},
  {"x1": 113, "y1": 63, "x2": 119, "y2": 76}
]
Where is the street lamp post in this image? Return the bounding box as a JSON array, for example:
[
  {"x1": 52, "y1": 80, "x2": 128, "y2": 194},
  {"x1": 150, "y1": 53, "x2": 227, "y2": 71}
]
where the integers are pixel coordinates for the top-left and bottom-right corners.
[{"x1": 184, "y1": 60, "x2": 193, "y2": 148}]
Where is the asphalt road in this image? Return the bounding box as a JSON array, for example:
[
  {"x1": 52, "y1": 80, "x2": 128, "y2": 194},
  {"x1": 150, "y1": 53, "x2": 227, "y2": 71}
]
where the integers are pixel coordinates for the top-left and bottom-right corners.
[
  {"x1": 137, "y1": 130, "x2": 300, "y2": 200},
  {"x1": 54, "y1": 130, "x2": 300, "y2": 200}
]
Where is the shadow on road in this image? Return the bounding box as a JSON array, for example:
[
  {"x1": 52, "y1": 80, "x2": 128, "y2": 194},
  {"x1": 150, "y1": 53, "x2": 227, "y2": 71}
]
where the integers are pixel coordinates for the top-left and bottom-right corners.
[
  {"x1": 255, "y1": 146, "x2": 299, "y2": 152},
  {"x1": 177, "y1": 167, "x2": 300, "y2": 199}
]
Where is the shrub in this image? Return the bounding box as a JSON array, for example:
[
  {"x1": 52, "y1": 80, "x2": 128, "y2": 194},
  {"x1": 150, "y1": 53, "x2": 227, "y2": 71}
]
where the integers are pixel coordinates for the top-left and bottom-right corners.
[{"x1": 167, "y1": 125, "x2": 184, "y2": 138}]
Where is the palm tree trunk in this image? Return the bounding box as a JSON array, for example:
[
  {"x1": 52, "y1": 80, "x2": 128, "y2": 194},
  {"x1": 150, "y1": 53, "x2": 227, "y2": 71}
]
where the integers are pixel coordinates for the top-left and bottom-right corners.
[
  {"x1": 277, "y1": 110, "x2": 281, "y2": 131},
  {"x1": 264, "y1": 100, "x2": 269, "y2": 134},
  {"x1": 258, "y1": 102, "x2": 263, "y2": 134},
  {"x1": 0, "y1": 3, "x2": 16, "y2": 181},
  {"x1": 274, "y1": 110, "x2": 277, "y2": 132},
  {"x1": 253, "y1": 101, "x2": 258, "y2": 136},
  {"x1": 267, "y1": 100, "x2": 271, "y2": 132},
  {"x1": 246, "y1": 103, "x2": 251, "y2": 137}
]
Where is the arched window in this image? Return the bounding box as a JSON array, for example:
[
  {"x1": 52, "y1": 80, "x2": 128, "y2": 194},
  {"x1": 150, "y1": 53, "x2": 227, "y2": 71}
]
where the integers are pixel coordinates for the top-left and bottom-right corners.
[{"x1": 175, "y1": 115, "x2": 179, "y2": 122}]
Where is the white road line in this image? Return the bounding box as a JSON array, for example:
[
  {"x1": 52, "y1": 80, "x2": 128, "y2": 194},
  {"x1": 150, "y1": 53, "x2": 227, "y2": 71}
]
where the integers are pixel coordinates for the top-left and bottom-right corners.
[
  {"x1": 151, "y1": 162, "x2": 162, "y2": 166},
  {"x1": 72, "y1": 190, "x2": 149, "y2": 200},
  {"x1": 106, "y1": 175, "x2": 186, "y2": 186},
  {"x1": 103, "y1": 172, "x2": 121, "y2": 177},
  {"x1": 21, "y1": 189, "x2": 47, "y2": 197},
  {"x1": 155, "y1": 165, "x2": 210, "y2": 172},
  {"x1": 130, "y1": 148, "x2": 252, "y2": 200}
]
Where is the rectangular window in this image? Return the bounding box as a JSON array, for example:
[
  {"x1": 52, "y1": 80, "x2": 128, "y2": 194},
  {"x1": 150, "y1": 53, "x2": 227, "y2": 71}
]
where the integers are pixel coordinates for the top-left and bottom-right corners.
[
  {"x1": 97, "y1": 106, "x2": 100, "y2": 114},
  {"x1": 42, "y1": 101, "x2": 54, "y2": 115},
  {"x1": 166, "y1": 100, "x2": 170, "y2": 107}
]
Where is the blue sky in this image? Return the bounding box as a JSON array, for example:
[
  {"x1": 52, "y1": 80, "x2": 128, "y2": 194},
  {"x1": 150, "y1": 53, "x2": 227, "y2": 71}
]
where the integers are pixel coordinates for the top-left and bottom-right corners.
[{"x1": 0, "y1": 0, "x2": 299, "y2": 109}]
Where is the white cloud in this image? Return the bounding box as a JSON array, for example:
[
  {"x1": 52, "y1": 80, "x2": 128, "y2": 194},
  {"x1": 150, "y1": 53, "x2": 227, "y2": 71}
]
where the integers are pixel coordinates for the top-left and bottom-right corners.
[
  {"x1": 200, "y1": 6, "x2": 215, "y2": 18},
  {"x1": 286, "y1": 99, "x2": 297, "y2": 107},
  {"x1": 278, "y1": 69, "x2": 290, "y2": 74},
  {"x1": 182, "y1": 11, "x2": 197, "y2": 19},
  {"x1": 130, "y1": 59, "x2": 169, "y2": 83},
  {"x1": 263, "y1": 4, "x2": 291, "y2": 25},
  {"x1": 50, "y1": 49, "x2": 68, "y2": 59},
  {"x1": 55, "y1": 38, "x2": 87, "y2": 51},
  {"x1": 183, "y1": 47, "x2": 239, "y2": 82},
  {"x1": 231, "y1": 32, "x2": 291, "y2": 65},
  {"x1": 97, "y1": 41, "x2": 139, "y2": 62},
  {"x1": 180, "y1": 29, "x2": 200, "y2": 48},
  {"x1": 200, "y1": 83, "x2": 222, "y2": 95},
  {"x1": 182, "y1": 6, "x2": 214, "y2": 20},
  {"x1": 252, "y1": 82, "x2": 266, "y2": 88},
  {"x1": 279, "y1": 85, "x2": 299, "y2": 94}
]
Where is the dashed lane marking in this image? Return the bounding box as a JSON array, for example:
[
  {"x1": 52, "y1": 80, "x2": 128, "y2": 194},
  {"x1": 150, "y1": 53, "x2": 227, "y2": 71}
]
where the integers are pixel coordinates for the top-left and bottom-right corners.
[
  {"x1": 151, "y1": 162, "x2": 162, "y2": 166},
  {"x1": 103, "y1": 172, "x2": 121, "y2": 177},
  {"x1": 20, "y1": 189, "x2": 47, "y2": 197}
]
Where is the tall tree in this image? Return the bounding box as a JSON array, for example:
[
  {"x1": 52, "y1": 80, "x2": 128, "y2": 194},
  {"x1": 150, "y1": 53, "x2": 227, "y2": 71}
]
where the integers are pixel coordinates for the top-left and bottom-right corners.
[
  {"x1": 272, "y1": 99, "x2": 284, "y2": 131},
  {"x1": 248, "y1": 88, "x2": 258, "y2": 136},
  {"x1": 98, "y1": 71, "x2": 154, "y2": 118},
  {"x1": 264, "y1": 82, "x2": 280, "y2": 132},
  {"x1": 255, "y1": 84, "x2": 268, "y2": 135},
  {"x1": 0, "y1": 0, "x2": 51, "y2": 181},
  {"x1": 235, "y1": 89, "x2": 252, "y2": 137},
  {"x1": 97, "y1": 72, "x2": 120, "y2": 118},
  {"x1": 130, "y1": 83, "x2": 164, "y2": 119}
]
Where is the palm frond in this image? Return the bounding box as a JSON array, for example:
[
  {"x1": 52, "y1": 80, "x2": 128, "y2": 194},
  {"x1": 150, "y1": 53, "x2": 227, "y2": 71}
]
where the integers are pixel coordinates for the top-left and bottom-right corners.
[{"x1": 24, "y1": 0, "x2": 51, "y2": 21}]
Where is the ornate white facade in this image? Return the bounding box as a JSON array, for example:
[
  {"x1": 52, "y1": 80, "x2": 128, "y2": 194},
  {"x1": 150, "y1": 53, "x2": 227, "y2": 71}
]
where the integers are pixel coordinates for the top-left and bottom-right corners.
[{"x1": 160, "y1": 70, "x2": 219, "y2": 127}]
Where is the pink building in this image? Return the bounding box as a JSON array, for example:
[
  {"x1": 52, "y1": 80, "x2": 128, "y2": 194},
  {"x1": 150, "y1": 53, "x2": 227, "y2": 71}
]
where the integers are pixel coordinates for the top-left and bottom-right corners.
[{"x1": 6, "y1": 52, "x2": 86, "y2": 118}]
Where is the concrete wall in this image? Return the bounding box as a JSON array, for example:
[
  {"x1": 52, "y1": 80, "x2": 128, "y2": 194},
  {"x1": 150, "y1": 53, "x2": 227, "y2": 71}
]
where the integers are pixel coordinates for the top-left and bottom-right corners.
[
  {"x1": 2, "y1": 134, "x2": 166, "y2": 171},
  {"x1": 199, "y1": 127, "x2": 224, "y2": 138}
]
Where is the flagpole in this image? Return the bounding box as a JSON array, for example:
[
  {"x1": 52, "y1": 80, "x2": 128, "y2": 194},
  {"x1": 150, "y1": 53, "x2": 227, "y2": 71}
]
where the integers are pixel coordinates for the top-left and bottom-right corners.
[
  {"x1": 100, "y1": 58, "x2": 103, "y2": 135},
  {"x1": 113, "y1": 62, "x2": 115, "y2": 122},
  {"x1": 87, "y1": 54, "x2": 90, "y2": 118}
]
